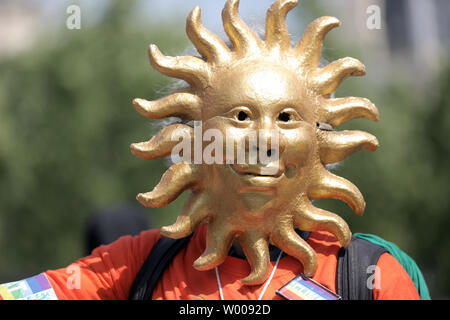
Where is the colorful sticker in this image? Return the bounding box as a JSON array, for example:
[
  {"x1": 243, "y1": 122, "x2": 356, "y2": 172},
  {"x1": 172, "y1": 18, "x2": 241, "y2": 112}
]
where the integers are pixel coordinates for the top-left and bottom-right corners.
[
  {"x1": 276, "y1": 274, "x2": 341, "y2": 300},
  {"x1": 0, "y1": 273, "x2": 58, "y2": 300}
]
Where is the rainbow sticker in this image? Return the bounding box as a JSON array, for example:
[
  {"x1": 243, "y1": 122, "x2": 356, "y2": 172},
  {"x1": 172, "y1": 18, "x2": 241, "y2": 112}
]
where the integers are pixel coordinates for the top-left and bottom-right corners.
[
  {"x1": 0, "y1": 273, "x2": 58, "y2": 300},
  {"x1": 277, "y1": 274, "x2": 341, "y2": 300}
]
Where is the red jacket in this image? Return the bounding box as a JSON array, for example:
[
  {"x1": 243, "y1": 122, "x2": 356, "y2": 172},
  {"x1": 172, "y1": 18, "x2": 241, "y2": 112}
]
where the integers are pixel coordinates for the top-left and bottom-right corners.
[{"x1": 45, "y1": 224, "x2": 420, "y2": 300}]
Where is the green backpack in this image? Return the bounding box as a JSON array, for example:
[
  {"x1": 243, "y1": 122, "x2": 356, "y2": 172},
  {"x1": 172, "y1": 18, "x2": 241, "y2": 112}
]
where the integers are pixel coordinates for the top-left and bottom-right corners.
[{"x1": 353, "y1": 233, "x2": 431, "y2": 300}]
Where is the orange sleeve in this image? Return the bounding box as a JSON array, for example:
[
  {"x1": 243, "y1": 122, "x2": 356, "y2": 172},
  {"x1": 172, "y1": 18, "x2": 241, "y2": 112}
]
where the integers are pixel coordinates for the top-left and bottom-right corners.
[
  {"x1": 373, "y1": 252, "x2": 420, "y2": 300},
  {"x1": 44, "y1": 228, "x2": 162, "y2": 300}
]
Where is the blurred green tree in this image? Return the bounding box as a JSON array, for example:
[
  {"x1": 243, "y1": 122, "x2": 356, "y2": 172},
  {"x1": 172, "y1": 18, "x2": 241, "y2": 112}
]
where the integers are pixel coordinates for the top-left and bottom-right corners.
[{"x1": 0, "y1": 0, "x2": 189, "y2": 281}]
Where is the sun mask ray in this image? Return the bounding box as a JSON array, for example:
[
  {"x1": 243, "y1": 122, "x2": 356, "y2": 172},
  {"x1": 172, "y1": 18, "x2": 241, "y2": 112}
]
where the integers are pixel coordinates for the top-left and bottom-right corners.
[
  {"x1": 239, "y1": 230, "x2": 271, "y2": 285},
  {"x1": 222, "y1": 0, "x2": 264, "y2": 55},
  {"x1": 160, "y1": 192, "x2": 212, "y2": 239},
  {"x1": 133, "y1": 92, "x2": 202, "y2": 120},
  {"x1": 137, "y1": 162, "x2": 200, "y2": 208},
  {"x1": 265, "y1": 0, "x2": 298, "y2": 51},
  {"x1": 193, "y1": 220, "x2": 237, "y2": 271},
  {"x1": 308, "y1": 166, "x2": 366, "y2": 216},
  {"x1": 317, "y1": 96, "x2": 379, "y2": 127},
  {"x1": 317, "y1": 129, "x2": 379, "y2": 164},
  {"x1": 270, "y1": 217, "x2": 317, "y2": 276},
  {"x1": 148, "y1": 44, "x2": 210, "y2": 89},
  {"x1": 311, "y1": 57, "x2": 366, "y2": 95},
  {"x1": 294, "y1": 16, "x2": 340, "y2": 71},
  {"x1": 130, "y1": 123, "x2": 194, "y2": 160},
  {"x1": 294, "y1": 199, "x2": 351, "y2": 247},
  {"x1": 187, "y1": 6, "x2": 232, "y2": 64}
]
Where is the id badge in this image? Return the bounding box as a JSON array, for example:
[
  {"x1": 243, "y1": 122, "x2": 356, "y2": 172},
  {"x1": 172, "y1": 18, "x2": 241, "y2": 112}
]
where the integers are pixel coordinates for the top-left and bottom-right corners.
[{"x1": 276, "y1": 274, "x2": 341, "y2": 300}]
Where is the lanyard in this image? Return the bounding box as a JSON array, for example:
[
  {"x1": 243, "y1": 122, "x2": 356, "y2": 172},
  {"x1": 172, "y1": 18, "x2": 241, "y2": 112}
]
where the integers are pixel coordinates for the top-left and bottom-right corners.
[{"x1": 214, "y1": 250, "x2": 283, "y2": 300}]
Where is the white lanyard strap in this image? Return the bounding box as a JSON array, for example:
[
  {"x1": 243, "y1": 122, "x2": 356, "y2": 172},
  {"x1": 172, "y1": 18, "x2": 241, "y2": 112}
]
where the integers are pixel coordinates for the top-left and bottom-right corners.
[
  {"x1": 215, "y1": 250, "x2": 283, "y2": 300},
  {"x1": 215, "y1": 266, "x2": 225, "y2": 300}
]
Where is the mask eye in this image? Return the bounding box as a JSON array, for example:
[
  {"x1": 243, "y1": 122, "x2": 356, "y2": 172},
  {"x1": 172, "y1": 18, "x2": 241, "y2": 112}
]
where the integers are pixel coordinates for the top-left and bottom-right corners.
[
  {"x1": 278, "y1": 112, "x2": 291, "y2": 122},
  {"x1": 277, "y1": 109, "x2": 301, "y2": 123},
  {"x1": 237, "y1": 111, "x2": 250, "y2": 121},
  {"x1": 223, "y1": 106, "x2": 253, "y2": 123}
]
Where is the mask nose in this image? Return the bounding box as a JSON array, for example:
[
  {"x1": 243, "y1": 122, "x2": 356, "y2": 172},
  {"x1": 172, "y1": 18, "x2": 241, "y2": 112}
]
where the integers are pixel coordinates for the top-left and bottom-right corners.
[
  {"x1": 257, "y1": 120, "x2": 284, "y2": 158},
  {"x1": 250, "y1": 144, "x2": 278, "y2": 160}
]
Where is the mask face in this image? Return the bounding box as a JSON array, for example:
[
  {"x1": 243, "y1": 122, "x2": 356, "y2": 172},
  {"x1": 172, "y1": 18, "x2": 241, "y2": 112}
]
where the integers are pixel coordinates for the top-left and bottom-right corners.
[{"x1": 131, "y1": 0, "x2": 380, "y2": 285}]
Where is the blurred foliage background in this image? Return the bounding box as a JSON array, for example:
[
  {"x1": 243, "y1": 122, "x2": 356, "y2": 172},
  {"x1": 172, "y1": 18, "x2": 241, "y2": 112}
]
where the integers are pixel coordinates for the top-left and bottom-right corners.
[{"x1": 0, "y1": 0, "x2": 449, "y2": 299}]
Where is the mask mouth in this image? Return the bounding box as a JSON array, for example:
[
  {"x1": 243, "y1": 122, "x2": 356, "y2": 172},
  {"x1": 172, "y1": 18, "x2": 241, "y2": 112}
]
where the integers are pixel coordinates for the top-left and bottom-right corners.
[
  {"x1": 230, "y1": 161, "x2": 284, "y2": 178},
  {"x1": 229, "y1": 163, "x2": 285, "y2": 194}
]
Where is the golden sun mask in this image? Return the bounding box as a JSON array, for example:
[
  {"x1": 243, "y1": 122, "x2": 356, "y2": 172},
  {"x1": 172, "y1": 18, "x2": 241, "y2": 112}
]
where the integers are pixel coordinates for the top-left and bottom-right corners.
[{"x1": 131, "y1": 0, "x2": 379, "y2": 285}]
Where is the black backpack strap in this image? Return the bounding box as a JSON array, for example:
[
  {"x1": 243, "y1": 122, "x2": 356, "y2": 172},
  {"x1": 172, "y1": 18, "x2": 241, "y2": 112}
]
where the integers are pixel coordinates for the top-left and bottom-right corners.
[
  {"x1": 336, "y1": 236, "x2": 388, "y2": 300},
  {"x1": 129, "y1": 235, "x2": 192, "y2": 300},
  {"x1": 128, "y1": 230, "x2": 309, "y2": 300},
  {"x1": 130, "y1": 232, "x2": 386, "y2": 300}
]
